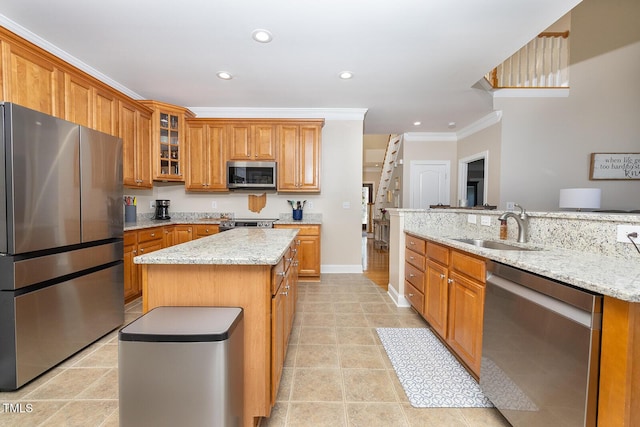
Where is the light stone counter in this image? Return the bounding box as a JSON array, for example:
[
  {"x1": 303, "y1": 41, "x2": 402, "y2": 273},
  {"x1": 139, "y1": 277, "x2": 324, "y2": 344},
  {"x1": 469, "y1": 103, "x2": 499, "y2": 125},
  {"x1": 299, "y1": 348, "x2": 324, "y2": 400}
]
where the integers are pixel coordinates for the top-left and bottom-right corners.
[
  {"x1": 133, "y1": 228, "x2": 298, "y2": 265},
  {"x1": 404, "y1": 226, "x2": 640, "y2": 302}
]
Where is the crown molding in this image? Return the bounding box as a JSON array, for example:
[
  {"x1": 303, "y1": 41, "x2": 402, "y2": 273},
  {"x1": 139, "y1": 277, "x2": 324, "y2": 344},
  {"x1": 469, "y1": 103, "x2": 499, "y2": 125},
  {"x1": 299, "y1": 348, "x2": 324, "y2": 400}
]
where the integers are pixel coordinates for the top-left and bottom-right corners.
[
  {"x1": 188, "y1": 107, "x2": 368, "y2": 121},
  {"x1": 456, "y1": 110, "x2": 503, "y2": 139},
  {"x1": 403, "y1": 132, "x2": 457, "y2": 142},
  {"x1": 0, "y1": 15, "x2": 144, "y2": 100}
]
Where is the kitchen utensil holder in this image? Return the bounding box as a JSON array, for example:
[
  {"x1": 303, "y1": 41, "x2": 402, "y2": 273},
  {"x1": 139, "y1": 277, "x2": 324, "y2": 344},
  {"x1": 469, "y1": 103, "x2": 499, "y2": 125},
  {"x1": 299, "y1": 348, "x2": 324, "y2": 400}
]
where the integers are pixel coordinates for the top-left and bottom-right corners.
[
  {"x1": 125, "y1": 205, "x2": 137, "y2": 223},
  {"x1": 292, "y1": 209, "x2": 303, "y2": 221}
]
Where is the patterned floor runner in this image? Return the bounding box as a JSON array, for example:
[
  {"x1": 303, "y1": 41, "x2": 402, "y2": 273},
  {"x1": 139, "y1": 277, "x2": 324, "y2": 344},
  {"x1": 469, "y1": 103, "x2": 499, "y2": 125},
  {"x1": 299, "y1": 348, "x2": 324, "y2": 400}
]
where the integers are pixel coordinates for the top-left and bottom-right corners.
[{"x1": 376, "y1": 327, "x2": 493, "y2": 408}]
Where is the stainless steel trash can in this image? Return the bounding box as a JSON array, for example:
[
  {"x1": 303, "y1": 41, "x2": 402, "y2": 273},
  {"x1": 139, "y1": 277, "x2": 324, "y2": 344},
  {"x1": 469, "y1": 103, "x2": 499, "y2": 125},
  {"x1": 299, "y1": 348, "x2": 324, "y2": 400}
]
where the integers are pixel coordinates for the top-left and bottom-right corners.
[{"x1": 119, "y1": 306, "x2": 244, "y2": 427}]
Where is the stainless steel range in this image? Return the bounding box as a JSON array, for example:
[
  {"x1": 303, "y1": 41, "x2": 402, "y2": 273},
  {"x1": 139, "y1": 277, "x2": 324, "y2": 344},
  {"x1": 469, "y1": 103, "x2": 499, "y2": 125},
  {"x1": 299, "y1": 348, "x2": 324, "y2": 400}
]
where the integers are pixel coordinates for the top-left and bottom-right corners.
[{"x1": 219, "y1": 218, "x2": 278, "y2": 232}]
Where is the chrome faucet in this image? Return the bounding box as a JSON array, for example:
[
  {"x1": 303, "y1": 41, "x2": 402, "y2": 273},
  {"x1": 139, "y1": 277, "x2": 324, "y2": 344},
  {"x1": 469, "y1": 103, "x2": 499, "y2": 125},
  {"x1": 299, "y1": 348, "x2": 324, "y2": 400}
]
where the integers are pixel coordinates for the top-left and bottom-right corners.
[{"x1": 498, "y1": 204, "x2": 529, "y2": 243}]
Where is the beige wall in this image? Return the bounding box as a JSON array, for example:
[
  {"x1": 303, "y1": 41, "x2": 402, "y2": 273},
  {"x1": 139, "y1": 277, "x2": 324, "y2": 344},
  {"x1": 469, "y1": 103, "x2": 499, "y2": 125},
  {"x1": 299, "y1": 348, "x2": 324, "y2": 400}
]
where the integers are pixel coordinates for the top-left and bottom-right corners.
[
  {"x1": 457, "y1": 123, "x2": 502, "y2": 206},
  {"x1": 496, "y1": 0, "x2": 640, "y2": 211},
  {"x1": 401, "y1": 135, "x2": 457, "y2": 206},
  {"x1": 126, "y1": 118, "x2": 365, "y2": 273}
]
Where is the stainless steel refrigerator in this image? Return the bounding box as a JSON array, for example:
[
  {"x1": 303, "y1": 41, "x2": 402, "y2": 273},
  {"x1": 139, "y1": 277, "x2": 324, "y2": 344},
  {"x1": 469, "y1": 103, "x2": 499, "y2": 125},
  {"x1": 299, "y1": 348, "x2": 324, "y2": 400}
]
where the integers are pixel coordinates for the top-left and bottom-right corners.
[{"x1": 0, "y1": 103, "x2": 124, "y2": 390}]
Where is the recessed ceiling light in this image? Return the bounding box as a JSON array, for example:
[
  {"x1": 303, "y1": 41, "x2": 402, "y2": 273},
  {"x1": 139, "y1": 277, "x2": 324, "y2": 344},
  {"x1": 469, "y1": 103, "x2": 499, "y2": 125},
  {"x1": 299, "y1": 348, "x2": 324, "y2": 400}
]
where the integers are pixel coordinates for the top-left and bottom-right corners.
[
  {"x1": 339, "y1": 71, "x2": 353, "y2": 79},
  {"x1": 413, "y1": 121, "x2": 421, "y2": 126},
  {"x1": 448, "y1": 121, "x2": 457, "y2": 128},
  {"x1": 252, "y1": 29, "x2": 273, "y2": 43},
  {"x1": 216, "y1": 71, "x2": 233, "y2": 80}
]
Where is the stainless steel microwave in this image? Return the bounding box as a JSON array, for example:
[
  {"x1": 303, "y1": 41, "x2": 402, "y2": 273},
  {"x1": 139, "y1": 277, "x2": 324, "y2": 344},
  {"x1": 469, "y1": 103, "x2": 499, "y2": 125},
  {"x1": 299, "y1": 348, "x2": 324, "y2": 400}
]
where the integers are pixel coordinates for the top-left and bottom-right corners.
[{"x1": 227, "y1": 161, "x2": 277, "y2": 190}]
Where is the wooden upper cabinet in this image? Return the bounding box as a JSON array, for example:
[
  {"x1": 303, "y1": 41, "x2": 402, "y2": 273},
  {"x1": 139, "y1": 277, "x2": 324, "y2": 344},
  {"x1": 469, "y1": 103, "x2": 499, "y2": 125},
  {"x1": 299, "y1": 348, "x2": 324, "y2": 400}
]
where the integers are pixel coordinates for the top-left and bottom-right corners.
[
  {"x1": 277, "y1": 121, "x2": 323, "y2": 192},
  {"x1": 93, "y1": 87, "x2": 118, "y2": 136},
  {"x1": 228, "y1": 122, "x2": 277, "y2": 161},
  {"x1": 63, "y1": 73, "x2": 92, "y2": 127},
  {"x1": 63, "y1": 73, "x2": 118, "y2": 136},
  {"x1": 185, "y1": 120, "x2": 228, "y2": 192},
  {"x1": 3, "y1": 41, "x2": 63, "y2": 117},
  {"x1": 121, "y1": 100, "x2": 153, "y2": 188},
  {"x1": 139, "y1": 100, "x2": 195, "y2": 182}
]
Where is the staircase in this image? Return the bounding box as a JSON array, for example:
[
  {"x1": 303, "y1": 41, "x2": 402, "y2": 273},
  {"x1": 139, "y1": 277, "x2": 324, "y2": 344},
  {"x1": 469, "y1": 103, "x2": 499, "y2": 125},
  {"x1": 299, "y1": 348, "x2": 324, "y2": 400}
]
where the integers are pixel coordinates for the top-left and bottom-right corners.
[
  {"x1": 373, "y1": 134, "x2": 403, "y2": 217},
  {"x1": 487, "y1": 31, "x2": 570, "y2": 88}
]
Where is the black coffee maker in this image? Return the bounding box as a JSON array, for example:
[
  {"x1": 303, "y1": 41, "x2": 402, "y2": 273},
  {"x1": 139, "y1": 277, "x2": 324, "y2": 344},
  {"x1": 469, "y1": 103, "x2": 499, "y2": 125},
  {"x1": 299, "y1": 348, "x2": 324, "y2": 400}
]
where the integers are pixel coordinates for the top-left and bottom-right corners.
[{"x1": 154, "y1": 199, "x2": 171, "y2": 220}]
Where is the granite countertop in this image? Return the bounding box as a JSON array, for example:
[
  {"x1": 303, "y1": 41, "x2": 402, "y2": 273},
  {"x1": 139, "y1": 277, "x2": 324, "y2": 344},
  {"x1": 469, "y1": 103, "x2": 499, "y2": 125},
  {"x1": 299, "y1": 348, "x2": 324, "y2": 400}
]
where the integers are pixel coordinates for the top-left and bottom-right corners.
[
  {"x1": 405, "y1": 226, "x2": 640, "y2": 302},
  {"x1": 134, "y1": 228, "x2": 299, "y2": 265}
]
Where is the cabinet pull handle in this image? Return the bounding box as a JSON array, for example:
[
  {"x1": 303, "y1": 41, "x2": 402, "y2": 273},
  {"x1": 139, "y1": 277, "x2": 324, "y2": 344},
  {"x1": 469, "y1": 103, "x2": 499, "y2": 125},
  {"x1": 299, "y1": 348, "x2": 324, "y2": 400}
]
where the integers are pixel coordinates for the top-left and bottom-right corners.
[
  {"x1": 408, "y1": 293, "x2": 414, "y2": 297},
  {"x1": 133, "y1": 250, "x2": 137, "y2": 255},
  {"x1": 150, "y1": 233, "x2": 155, "y2": 237},
  {"x1": 140, "y1": 248, "x2": 144, "y2": 253},
  {"x1": 281, "y1": 291, "x2": 288, "y2": 296},
  {"x1": 409, "y1": 273, "x2": 415, "y2": 278},
  {"x1": 410, "y1": 241, "x2": 415, "y2": 245},
  {"x1": 277, "y1": 271, "x2": 286, "y2": 277}
]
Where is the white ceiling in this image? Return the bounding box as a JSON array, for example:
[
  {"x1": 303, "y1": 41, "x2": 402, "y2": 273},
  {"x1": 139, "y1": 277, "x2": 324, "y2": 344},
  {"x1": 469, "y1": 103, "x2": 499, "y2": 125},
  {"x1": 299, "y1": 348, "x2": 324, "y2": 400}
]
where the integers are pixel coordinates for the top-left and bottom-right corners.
[{"x1": 0, "y1": 0, "x2": 581, "y2": 134}]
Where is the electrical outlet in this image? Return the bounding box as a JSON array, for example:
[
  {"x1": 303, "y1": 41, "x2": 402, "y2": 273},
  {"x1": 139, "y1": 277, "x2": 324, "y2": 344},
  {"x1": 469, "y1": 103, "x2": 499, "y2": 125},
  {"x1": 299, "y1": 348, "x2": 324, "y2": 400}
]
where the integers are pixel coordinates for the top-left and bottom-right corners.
[
  {"x1": 307, "y1": 201, "x2": 314, "y2": 209},
  {"x1": 150, "y1": 200, "x2": 155, "y2": 209},
  {"x1": 342, "y1": 201, "x2": 350, "y2": 209},
  {"x1": 481, "y1": 216, "x2": 492, "y2": 226},
  {"x1": 211, "y1": 201, "x2": 217, "y2": 209},
  {"x1": 467, "y1": 214, "x2": 477, "y2": 224},
  {"x1": 616, "y1": 225, "x2": 640, "y2": 243},
  {"x1": 506, "y1": 202, "x2": 515, "y2": 211}
]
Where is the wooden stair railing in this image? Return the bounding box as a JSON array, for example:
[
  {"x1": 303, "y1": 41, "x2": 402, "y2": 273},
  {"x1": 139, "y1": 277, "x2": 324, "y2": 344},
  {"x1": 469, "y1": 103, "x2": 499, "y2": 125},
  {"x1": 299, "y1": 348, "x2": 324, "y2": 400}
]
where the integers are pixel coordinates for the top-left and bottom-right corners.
[
  {"x1": 487, "y1": 31, "x2": 570, "y2": 88},
  {"x1": 373, "y1": 134, "x2": 403, "y2": 217}
]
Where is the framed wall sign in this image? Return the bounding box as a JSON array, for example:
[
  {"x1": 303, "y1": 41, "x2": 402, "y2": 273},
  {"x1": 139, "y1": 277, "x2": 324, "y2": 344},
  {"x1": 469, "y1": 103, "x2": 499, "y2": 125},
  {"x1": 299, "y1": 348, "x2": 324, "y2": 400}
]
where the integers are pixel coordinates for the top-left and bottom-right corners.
[{"x1": 589, "y1": 153, "x2": 640, "y2": 180}]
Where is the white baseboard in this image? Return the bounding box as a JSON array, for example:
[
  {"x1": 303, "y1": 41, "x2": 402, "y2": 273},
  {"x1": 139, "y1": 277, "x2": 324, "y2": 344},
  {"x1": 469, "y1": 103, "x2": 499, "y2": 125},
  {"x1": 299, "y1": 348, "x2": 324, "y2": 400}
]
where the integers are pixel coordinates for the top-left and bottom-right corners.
[
  {"x1": 387, "y1": 285, "x2": 410, "y2": 308},
  {"x1": 321, "y1": 265, "x2": 363, "y2": 274}
]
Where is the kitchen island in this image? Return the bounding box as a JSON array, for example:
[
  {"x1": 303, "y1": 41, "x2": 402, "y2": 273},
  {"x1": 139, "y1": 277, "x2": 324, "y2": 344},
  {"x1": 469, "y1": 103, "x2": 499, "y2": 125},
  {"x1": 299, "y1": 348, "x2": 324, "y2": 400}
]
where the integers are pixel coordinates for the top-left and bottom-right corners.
[{"x1": 134, "y1": 228, "x2": 300, "y2": 427}]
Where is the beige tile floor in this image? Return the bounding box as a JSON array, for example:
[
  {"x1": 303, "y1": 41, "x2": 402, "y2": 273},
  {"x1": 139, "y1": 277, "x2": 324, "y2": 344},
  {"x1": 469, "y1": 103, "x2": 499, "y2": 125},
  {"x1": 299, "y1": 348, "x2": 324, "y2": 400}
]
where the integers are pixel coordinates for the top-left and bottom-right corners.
[{"x1": 0, "y1": 274, "x2": 511, "y2": 426}]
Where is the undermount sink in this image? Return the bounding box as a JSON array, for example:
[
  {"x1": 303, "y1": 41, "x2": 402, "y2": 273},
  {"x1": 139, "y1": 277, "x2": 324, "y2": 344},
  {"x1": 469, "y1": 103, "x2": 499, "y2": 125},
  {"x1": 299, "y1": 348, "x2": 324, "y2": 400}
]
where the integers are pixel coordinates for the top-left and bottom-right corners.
[{"x1": 451, "y1": 238, "x2": 540, "y2": 251}]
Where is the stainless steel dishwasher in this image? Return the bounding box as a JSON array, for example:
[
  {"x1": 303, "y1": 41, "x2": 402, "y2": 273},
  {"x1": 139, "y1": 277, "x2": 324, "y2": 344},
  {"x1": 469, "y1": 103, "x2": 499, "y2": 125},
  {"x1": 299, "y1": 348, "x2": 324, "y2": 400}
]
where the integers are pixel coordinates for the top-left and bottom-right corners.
[{"x1": 480, "y1": 261, "x2": 602, "y2": 427}]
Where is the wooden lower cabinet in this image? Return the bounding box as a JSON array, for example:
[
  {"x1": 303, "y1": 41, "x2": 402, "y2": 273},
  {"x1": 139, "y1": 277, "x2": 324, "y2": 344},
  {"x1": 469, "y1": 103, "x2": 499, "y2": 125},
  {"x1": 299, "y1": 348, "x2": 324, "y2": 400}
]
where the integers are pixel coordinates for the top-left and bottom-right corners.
[
  {"x1": 274, "y1": 224, "x2": 320, "y2": 280},
  {"x1": 447, "y1": 271, "x2": 485, "y2": 375},
  {"x1": 124, "y1": 227, "x2": 163, "y2": 302},
  {"x1": 424, "y1": 259, "x2": 449, "y2": 338},
  {"x1": 404, "y1": 233, "x2": 486, "y2": 378},
  {"x1": 173, "y1": 225, "x2": 193, "y2": 244},
  {"x1": 195, "y1": 224, "x2": 219, "y2": 238}
]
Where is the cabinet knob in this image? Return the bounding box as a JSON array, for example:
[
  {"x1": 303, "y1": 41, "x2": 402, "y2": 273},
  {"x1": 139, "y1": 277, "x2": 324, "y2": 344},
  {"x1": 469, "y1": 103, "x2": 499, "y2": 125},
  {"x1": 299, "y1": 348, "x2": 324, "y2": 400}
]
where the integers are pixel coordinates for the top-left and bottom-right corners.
[
  {"x1": 133, "y1": 250, "x2": 137, "y2": 255},
  {"x1": 440, "y1": 274, "x2": 445, "y2": 279},
  {"x1": 408, "y1": 293, "x2": 414, "y2": 297},
  {"x1": 140, "y1": 248, "x2": 144, "y2": 253},
  {"x1": 408, "y1": 273, "x2": 415, "y2": 278},
  {"x1": 410, "y1": 241, "x2": 415, "y2": 245},
  {"x1": 447, "y1": 278, "x2": 454, "y2": 284},
  {"x1": 150, "y1": 233, "x2": 155, "y2": 237},
  {"x1": 281, "y1": 291, "x2": 288, "y2": 296},
  {"x1": 409, "y1": 256, "x2": 414, "y2": 260},
  {"x1": 277, "y1": 271, "x2": 286, "y2": 277}
]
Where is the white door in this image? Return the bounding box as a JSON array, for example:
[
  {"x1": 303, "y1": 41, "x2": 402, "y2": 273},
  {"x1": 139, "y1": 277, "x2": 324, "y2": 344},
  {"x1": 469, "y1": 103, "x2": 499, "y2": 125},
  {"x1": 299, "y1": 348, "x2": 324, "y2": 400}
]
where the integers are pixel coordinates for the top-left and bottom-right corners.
[{"x1": 410, "y1": 161, "x2": 450, "y2": 208}]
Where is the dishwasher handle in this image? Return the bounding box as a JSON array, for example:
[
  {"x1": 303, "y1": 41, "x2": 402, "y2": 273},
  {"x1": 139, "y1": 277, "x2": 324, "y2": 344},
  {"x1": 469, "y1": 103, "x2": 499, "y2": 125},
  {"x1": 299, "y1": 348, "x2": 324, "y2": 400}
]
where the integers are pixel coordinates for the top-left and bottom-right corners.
[{"x1": 487, "y1": 273, "x2": 601, "y2": 330}]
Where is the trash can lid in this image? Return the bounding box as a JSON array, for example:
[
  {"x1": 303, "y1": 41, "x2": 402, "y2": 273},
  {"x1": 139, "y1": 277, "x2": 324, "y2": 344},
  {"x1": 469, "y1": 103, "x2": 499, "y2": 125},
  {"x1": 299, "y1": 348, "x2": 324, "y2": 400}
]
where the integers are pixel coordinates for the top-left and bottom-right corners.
[{"x1": 119, "y1": 306, "x2": 243, "y2": 343}]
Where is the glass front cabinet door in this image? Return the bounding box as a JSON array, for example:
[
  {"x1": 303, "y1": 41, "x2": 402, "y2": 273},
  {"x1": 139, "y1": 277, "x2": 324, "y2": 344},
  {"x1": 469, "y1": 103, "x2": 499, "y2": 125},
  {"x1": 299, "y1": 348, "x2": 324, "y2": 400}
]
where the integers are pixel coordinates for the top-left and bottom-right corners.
[{"x1": 140, "y1": 100, "x2": 195, "y2": 181}]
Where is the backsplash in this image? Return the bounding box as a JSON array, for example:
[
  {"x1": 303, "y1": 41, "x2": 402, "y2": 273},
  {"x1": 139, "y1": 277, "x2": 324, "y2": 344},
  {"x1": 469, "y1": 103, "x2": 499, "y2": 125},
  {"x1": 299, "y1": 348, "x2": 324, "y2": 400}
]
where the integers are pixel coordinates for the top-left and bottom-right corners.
[{"x1": 400, "y1": 209, "x2": 640, "y2": 261}]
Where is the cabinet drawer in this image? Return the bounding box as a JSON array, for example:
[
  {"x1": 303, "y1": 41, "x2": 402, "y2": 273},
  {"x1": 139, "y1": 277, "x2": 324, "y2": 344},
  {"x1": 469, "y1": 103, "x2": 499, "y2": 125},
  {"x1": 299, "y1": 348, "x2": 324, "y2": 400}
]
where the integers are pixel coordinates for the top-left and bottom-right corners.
[
  {"x1": 195, "y1": 224, "x2": 219, "y2": 237},
  {"x1": 137, "y1": 227, "x2": 163, "y2": 243},
  {"x1": 404, "y1": 262, "x2": 425, "y2": 293},
  {"x1": 405, "y1": 248, "x2": 426, "y2": 270},
  {"x1": 137, "y1": 240, "x2": 163, "y2": 255},
  {"x1": 275, "y1": 224, "x2": 320, "y2": 236},
  {"x1": 450, "y1": 250, "x2": 486, "y2": 283},
  {"x1": 405, "y1": 234, "x2": 426, "y2": 254},
  {"x1": 271, "y1": 257, "x2": 286, "y2": 295},
  {"x1": 405, "y1": 280, "x2": 424, "y2": 313},
  {"x1": 124, "y1": 231, "x2": 137, "y2": 246},
  {"x1": 426, "y1": 241, "x2": 449, "y2": 266}
]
